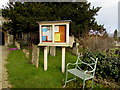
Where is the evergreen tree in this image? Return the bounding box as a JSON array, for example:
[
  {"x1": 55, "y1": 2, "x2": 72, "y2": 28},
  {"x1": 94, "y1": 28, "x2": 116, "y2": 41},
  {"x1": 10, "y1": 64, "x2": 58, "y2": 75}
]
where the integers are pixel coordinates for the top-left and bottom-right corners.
[{"x1": 2, "y1": 2, "x2": 102, "y2": 38}]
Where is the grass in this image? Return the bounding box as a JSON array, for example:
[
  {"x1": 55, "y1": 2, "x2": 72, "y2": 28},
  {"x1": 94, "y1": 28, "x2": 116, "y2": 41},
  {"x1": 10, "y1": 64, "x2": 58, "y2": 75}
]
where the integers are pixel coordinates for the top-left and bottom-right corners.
[
  {"x1": 6, "y1": 47, "x2": 105, "y2": 88},
  {"x1": 7, "y1": 44, "x2": 17, "y2": 48},
  {"x1": 6, "y1": 47, "x2": 77, "y2": 88}
]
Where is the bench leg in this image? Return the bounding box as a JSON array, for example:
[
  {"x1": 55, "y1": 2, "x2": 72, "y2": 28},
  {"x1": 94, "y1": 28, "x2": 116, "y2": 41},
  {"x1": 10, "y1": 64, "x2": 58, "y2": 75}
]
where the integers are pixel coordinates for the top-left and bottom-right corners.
[
  {"x1": 64, "y1": 71, "x2": 77, "y2": 87},
  {"x1": 92, "y1": 78, "x2": 94, "y2": 88},
  {"x1": 75, "y1": 76, "x2": 76, "y2": 81},
  {"x1": 83, "y1": 80, "x2": 85, "y2": 89},
  {"x1": 64, "y1": 71, "x2": 68, "y2": 87}
]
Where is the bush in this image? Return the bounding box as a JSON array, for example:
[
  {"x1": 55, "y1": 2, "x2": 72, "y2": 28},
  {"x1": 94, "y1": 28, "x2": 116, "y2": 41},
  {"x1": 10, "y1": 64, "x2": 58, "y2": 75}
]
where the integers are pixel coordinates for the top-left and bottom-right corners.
[
  {"x1": 78, "y1": 37, "x2": 119, "y2": 83},
  {"x1": 83, "y1": 52, "x2": 120, "y2": 83},
  {"x1": 8, "y1": 44, "x2": 17, "y2": 48},
  {"x1": 79, "y1": 36, "x2": 114, "y2": 53}
]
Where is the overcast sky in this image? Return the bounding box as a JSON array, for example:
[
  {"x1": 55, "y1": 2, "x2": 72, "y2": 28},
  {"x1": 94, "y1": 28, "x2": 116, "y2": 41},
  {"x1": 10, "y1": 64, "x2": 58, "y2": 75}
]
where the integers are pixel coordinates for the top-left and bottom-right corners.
[
  {"x1": 0, "y1": 0, "x2": 119, "y2": 35},
  {"x1": 88, "y1": 0, "x2": 119, "y2": 35}
]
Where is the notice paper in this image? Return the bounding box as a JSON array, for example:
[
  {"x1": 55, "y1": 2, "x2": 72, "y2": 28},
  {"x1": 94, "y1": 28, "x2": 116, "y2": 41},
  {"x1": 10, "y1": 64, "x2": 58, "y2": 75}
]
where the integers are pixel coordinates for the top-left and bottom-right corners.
[
  {"x1": 43, "y1": 32, "x2": 48, "y2": 36},
  {"x1": 54, "y1": 26, "x2": 59, "y2": 32},
  {"x1": 42, "y1": 36, "x2": 46, "y2": 41},
  {"x1": 47, "y1": 34, "x2": 52, "y2": 41},
  {"x1": 42, "y1": 27, "x2": 48, "y2": 32},
  {"x1": 54, "y1": 33, "x2": 60, "y2": 41}
]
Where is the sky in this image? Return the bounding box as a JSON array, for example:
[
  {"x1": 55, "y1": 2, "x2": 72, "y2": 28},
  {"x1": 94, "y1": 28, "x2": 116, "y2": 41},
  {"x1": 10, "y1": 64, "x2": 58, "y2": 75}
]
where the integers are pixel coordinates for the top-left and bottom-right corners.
[
  {"x1": 0, "y1": 0, "x2": 119, "y2": 36},
  {"x1": 88, "y1": 0, "x2": 119, "y2": 36}
]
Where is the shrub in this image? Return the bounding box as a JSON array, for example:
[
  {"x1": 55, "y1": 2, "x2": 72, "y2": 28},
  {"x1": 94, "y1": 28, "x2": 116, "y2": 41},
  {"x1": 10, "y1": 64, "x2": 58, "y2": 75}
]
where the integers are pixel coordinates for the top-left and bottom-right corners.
[
  {"x1": 83, "y1": 52, "x2": 120, "y2": 83},
  {"x1": 79, "y1": 36, "x2": 114, "y2": 53}
]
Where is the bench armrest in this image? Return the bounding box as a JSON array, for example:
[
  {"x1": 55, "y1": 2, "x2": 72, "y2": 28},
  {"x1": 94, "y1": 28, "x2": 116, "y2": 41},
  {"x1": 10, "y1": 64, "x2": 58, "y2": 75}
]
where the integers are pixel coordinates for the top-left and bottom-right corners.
[
  {"x1": 66, "y1": 63, "x2": 78, "y2": 70},
  {"x1": 85, "y1": 69, "x2": 95, "y2": 73},
  {"x1": 67, "y1": 63, "x2": 77, "y2": 66}
]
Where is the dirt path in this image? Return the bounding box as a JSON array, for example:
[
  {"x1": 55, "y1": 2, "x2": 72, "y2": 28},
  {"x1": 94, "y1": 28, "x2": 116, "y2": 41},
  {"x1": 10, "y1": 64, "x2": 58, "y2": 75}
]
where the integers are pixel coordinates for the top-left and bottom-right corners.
[
  {"x1": 0, "y1": 46, "x2": 2, "y2": 89},
  {"x1": 0, "y1": 46, "x2": 12, "y2": 89}
]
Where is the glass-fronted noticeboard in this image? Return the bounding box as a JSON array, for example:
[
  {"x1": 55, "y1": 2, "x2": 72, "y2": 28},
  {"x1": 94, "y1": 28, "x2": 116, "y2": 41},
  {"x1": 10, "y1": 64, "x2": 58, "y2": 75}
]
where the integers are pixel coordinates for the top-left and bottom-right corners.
[
  {"x1": 37, "y1": 20, "x2": 71, "y2": 46},
  {"x1": 41, "y1": 25, "x2": 66, "y2": 43}
]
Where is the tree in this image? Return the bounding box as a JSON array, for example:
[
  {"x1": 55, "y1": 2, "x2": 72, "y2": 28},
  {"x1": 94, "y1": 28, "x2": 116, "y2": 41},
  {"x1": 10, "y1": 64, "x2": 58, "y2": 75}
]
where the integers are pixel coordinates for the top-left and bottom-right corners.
[
  {"x1": 2, "y1": 2, "x2": 101, "y2": 39},
  {"x1": 80, "y1": 36, "x2": 114, "y2": 53},
  {"x1": 114, "y1": 29, "x2": 118, "y2": 40}
]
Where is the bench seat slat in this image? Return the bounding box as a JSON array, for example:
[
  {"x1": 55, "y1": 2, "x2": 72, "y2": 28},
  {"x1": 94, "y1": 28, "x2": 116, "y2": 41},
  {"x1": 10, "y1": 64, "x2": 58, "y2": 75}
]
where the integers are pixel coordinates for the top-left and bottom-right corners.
[{"x1": 67, "y1": 68, "x2": 93, "y2": 80}]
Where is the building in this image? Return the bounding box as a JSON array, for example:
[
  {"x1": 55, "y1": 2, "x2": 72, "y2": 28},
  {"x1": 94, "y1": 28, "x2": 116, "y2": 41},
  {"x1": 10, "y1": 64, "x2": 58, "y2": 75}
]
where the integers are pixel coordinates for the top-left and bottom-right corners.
[{"x1": 0, "y1": 9, "x2": 13, "y2": 46}]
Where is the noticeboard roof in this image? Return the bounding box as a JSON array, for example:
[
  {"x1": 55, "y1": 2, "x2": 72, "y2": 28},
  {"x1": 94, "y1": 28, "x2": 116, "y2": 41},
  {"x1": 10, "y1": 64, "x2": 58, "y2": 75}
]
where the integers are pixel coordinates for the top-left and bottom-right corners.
[{"x1": 37, "y1": 20, "x2": 71, "y2": 24}]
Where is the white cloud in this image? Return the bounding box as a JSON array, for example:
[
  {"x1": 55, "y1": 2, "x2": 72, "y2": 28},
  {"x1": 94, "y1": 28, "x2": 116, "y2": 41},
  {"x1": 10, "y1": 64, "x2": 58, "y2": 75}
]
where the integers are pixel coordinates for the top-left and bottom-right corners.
[
  {"x1": 0, "y1": 0, "x2": 9, "y2": 9},
  {"x1": 88, "y1": 0, "x2": 119, "y2": 35}
]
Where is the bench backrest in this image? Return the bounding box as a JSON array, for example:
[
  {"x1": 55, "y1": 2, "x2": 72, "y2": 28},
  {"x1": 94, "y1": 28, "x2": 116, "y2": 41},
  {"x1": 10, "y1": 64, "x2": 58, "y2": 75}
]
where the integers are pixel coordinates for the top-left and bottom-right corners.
[{"x1": 75, "y1": 53, "x2": 98, "y2": 76}]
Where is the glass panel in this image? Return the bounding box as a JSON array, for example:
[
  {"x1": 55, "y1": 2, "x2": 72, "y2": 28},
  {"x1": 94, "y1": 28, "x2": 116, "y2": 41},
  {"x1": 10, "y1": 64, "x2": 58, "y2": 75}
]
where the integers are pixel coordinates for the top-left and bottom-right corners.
[
  {"x1": 54, "y1": 25, "x2": 66, "y2": 43},
  {"x1": 41, "y1": 25, "x2": 52, "y2": 42}
]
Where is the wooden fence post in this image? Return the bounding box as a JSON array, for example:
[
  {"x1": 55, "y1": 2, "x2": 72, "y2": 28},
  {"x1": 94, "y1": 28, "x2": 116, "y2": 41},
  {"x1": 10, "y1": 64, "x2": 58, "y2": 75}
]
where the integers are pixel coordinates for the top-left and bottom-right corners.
[
  {"x1": 44, "y1": 46, "x2": 48, "y2": 71},
  {"x1": 36, "y1": 47, "x2": 39, "y2": 67},
  {"x1": 62, "y1": 47, "x2": 65, "y2": 73},
  {"x1": 50, "y1": 46, "x2": 56, "y2": 56}
]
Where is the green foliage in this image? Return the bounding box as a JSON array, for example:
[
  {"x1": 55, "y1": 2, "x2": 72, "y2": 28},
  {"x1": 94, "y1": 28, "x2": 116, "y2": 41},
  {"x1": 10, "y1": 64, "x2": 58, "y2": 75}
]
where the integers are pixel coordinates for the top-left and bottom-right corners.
[
  {"x1": 2, "y1": 2, "x2": 101, "y2": 38},
  {"x1": 84, "y1": 52, "x2": 120, "y2": 83},
  {"x1": 8, "y1": 44, "x2": 17, "y2": 48},
  {"x1": 86, "y1": 81, "x2": 104, "y2": 88}
]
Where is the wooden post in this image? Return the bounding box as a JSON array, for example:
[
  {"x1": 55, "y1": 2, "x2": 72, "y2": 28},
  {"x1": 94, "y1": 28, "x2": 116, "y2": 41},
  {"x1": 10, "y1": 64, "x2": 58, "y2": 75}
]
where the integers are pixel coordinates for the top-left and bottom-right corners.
[
  {"x1": 36, "y1": 47, "x2": 40, "y2": 67},
  {"x1": 52, "y1": 25, "x2": 55, "y2": 43},
  {"x1": 66, "y1": 23, "x2": 69, "y2": 44},
  {"x1": 44, "y1": 46, "x2": 48, "y2": 71},
  {"x1": 47, "y1": 46, "x2": 50, "y2": 54},
  {"x1": 62, "y1": 47, "x2": 65, "y2": 73},
  {"x1": 39, "y1": 25, "x2": 42, "y2": 43},
  {"x1": 31, "y1": 44, "x2": 34, "y2": 64},
  {"x1": 50, "y1": 46, "x2": 56, "y2": 56}
]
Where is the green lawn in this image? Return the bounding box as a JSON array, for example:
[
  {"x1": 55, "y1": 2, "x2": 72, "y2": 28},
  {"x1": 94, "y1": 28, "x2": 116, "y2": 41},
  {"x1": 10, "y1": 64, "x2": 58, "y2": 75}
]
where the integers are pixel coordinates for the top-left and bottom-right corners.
[{"x1": 6, "y1": 47, "x2": 104, "y2": 88}]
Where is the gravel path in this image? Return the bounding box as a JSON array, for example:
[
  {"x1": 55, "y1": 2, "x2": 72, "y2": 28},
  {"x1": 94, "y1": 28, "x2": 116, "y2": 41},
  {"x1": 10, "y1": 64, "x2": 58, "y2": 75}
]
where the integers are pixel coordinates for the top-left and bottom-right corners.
[{"x1": 0, "y1": 46, "x2": 12, "y2": 89}]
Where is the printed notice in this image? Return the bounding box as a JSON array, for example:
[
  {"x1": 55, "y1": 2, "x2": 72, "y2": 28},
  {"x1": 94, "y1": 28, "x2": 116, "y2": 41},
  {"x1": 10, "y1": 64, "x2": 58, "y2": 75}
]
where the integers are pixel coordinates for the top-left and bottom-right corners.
[
  {"x1": 54, "y1": 26, "x2": 59, "y2": 32},
  {"x1": 42, "y1": 27, "x2": 48, "y2": 32},
  {"x1": 42, "y1": 36, "x2": 46, "y2": 41},
  {"x1": 47, "y1": 33, "x2": 52, "y2": 41},
  {"x1": 54, "y1": 33, "x2": 60, "y2": 41}
]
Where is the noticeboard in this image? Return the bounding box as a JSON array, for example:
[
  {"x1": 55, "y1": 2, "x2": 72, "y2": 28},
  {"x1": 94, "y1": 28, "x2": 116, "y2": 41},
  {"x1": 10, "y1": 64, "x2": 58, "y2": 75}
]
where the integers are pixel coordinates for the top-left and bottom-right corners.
[{"x1": 37, "y1": 20, "x2": 71, "y2": 46}]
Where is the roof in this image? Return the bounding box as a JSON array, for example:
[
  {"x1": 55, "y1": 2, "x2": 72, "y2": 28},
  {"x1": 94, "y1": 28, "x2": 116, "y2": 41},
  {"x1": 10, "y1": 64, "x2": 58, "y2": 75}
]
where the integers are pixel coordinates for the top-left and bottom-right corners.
[{"x1": 37, "y1": 20, "x2": 71, "y2": 24}]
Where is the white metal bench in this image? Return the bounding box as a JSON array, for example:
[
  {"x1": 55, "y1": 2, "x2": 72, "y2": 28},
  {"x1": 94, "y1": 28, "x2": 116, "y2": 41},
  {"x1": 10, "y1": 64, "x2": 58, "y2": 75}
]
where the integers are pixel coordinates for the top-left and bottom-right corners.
[{"x1": 64, "y1": 53, "x2": 98, "y2": 89}]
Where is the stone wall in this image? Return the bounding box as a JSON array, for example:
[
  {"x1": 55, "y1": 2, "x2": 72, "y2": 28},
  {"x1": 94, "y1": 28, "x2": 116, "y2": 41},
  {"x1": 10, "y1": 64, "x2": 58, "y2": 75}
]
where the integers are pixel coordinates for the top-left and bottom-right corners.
[
  {"x1": 23, "y1": 49, "x2": 29, "y2": 59},
  {"x1": 15, "y1": 41, "x2": 20, "y2": 49}
]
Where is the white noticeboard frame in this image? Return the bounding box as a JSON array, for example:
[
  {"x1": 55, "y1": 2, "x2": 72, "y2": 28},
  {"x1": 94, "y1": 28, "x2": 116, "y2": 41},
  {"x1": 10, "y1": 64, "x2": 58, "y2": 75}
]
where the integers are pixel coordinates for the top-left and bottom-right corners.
[{"x1": 37, "y1": 20, "x2": 71, "y2": 47}]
